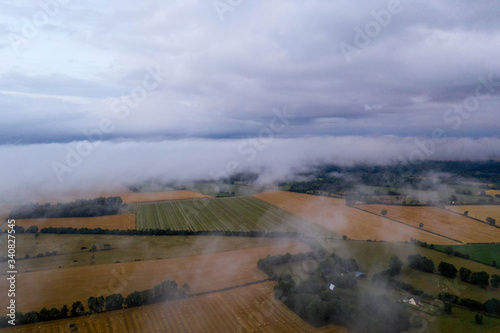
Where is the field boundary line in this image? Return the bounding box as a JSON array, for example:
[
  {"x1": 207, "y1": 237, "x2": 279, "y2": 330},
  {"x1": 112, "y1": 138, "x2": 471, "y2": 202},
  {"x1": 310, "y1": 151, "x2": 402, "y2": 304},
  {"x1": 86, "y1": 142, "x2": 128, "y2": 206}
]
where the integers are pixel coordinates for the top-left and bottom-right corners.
[
  {"x1": 352, "y1": 206, "x2": 463, "y2": 244},
  {"x1": 441, "y1": 207, "x2": 500, "y2": 229},
  {"x1": 189, "y1": 279, "x2": 273, "y2": 298}
]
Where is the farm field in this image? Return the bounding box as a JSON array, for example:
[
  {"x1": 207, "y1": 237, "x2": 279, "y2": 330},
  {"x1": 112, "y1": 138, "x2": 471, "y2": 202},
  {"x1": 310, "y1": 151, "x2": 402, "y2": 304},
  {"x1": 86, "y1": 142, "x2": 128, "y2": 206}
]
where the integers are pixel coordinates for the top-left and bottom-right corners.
[
  {"x1": 4, "y1": 214, "x2": 136, "y2": 231},
  {"x1": 486, "y1": 190, "x2": 500, "y2": 196},
  {"x1": 358, "y1": 205, "x2": 500, "y2": 244},
  {"x1": 447, "y1": 205, "x2": 500, "y2": 223},
  {"x1": 0, "y1": 234, "x2": 304, "y2": 274},
  {"x1": 254, "y1": 191, "x2": 458, "y2": 245},
  {"x1": 0, "y1": 282, "x2": 348, "y2": 333},
  {"x1": 274, "y1": 240, "x2": 500, "y2": 305},
  {"x1": 120, "y1": 190, "x2": 211, "y2": 203},
  {"x1": 433, "y1": 243, "x2": 500, "y2": 267},
  {"x1": 133, "y1": 196, "x2": 336, "y2": 237},
  {"x1": 0, "y1": 241, "x2": 311, "y2": 313},
  {"x1": 326, "y1": 240, "x2": 500, "y2": 279}
]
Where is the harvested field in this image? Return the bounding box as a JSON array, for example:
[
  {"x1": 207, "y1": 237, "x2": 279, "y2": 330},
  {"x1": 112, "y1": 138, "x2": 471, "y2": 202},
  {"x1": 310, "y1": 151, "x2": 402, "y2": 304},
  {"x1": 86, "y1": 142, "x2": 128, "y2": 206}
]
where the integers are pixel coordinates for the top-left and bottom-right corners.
[
  {"x1": 486, "y1": 190, "x2": 500, "y2": 196},
  {"x1": 359, "y1": 205, "x2": 500, "y2": 244},
  {"x1": 5, "y1": 214, "x2": 136, "y2": 231},
  {"x1": 133, "y1": 196, "x2": 334, "y2": 237},
  {"x1": 0, "y1": 241, "x2": 310, "y2": 313},
  {"x1": 0, "y1": 282, "x2": 348, "y2": 333},
  {"x1": 447, "y1": 205, "x2": 500, "y2": 224},
  {"x1": 1, "y1": 234, "x2": 302, "y2": 274},
  {"x1": 120, "y1": 190, "x2": 211, "y2": 203},
  {"x1": 254, "y1": 191, "x2": 458, "y2": 245}
]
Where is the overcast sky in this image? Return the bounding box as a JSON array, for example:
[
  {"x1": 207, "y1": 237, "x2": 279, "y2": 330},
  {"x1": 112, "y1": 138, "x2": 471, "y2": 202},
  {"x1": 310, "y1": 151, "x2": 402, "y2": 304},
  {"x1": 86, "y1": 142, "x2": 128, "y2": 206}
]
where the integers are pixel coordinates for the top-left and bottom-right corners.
[{"x1": 1, "y1": 1, "x2": 500, "y2": 197}]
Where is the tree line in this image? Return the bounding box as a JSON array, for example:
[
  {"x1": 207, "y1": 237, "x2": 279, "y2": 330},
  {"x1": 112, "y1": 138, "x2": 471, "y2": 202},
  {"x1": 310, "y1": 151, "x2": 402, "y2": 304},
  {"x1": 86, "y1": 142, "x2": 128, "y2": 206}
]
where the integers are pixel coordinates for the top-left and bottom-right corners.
[
  {"x1": 407, "y1": 254, "x2": 499, "y2": 288},
  {"x1": 0, "y1": 280, "x2": 188, "y2": 327},
  {"x1": 10, "y1": 226, "x2": 304, "y2": 238},
  {"x1": 8, "y1": 197, "x2": 123, "y2": 219}
]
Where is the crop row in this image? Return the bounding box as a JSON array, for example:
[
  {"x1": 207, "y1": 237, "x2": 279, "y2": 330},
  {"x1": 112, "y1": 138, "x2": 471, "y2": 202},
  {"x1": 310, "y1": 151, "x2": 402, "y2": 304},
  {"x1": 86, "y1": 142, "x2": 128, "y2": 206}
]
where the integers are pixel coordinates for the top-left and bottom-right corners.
[{"x1": 135, "y1": 196, "x2": 328, "y2": 235}]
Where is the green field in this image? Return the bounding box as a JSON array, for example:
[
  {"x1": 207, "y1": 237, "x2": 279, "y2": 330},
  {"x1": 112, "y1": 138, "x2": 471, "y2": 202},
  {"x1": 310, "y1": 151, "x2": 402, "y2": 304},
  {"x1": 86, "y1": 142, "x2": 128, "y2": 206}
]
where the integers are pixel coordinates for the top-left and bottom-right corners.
[
  {"x1": 434, "y1": 244, "x2": 500, "y2": 268},
  {"x1": 131, "y1": 196, "x2": 335, "y2": 236}
]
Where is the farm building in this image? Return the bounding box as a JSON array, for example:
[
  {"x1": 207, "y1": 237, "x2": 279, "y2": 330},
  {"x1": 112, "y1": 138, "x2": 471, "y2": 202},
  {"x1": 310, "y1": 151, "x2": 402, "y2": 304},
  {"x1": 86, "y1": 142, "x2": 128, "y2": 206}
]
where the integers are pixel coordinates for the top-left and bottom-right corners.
[{"x1": 354, "y1": 271, "x2": 366, "y2": 278}]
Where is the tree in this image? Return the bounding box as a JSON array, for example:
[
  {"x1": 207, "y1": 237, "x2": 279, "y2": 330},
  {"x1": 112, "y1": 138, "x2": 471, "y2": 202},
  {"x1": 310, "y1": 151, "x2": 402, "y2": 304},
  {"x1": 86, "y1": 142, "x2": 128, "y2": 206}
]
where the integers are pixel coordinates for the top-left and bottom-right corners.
[
  {"x1": 60, "y1": 305, "x2": 68, "y2": 319},
  {"x1": 444, "y1": 302, "x2": 453, "y2": 315},
  {"x1": 438, "y1": 262, "x2": 458, "y2": 279},
  {"x1": 27, "y1": 225, "x2": 38, "y2": 233},
  {"x1": 445, "y1": 246, "x2": 454, "y2": 257},
  {"x1": 39, "y1": 308, "x2": 50, "y2": 321},
  {"x1": 491, "y1": 274, "x2": 500, "y2": 288},
  {"x1": 182, "y1": 283, "x2": 190, "y2": 293},
  {"x1": 464, "y1": 211, "x2": 469, "y2": 216},
  {"x1": 419, "y1": 223, "x2": 424, "y2": 228},
  {"x1": 459, "y1": 267, "x2": 472, "y2": 282},
  {"x1": 105, "y1": 294, "x2": 124, "y2": 311},
  {"x1": 408, "y1": 254, "x2": 434, "y2": 273},
  {"x1": 380, "y1": 209, "x2": 387, "y2": 216},
  {"x1": 48, "y1": 308, "x2": 60, "y2": 320},
  {"x1": 484, "y1": 298, "x2": 500, "y2": 316},
  {"x1": 306, "y1": 299, "x2": 329, "y2": 326},
  {"x1": 389, "y1": 256, "x2": 402, "y2": 276},
  {"x1": 470, "y1": 271, "x2": 489, "y2": 288},
  {"x1": 125, "y1": 291, "x2": 144, "y2": 308},
  {"x1": 71, "y1": 300, "x2": 84, "y2": 316}
]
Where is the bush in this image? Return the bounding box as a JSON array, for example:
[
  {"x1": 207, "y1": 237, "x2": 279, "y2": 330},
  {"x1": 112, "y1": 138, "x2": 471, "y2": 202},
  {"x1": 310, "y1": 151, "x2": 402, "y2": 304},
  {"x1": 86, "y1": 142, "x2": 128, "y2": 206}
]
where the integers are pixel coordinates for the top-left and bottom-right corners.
[
  {"x1": 408, "y1": 254, "x2": 435, "y2": 273},
  {"x1": 470, "y1": 271, "x2": 489, "y2": 287},
  {"x1": 438, "y1": 262, "x2": 458, "y2": 279},
  {"x1": 459, "y1": 267, "x2": 472, "y2": 282}
]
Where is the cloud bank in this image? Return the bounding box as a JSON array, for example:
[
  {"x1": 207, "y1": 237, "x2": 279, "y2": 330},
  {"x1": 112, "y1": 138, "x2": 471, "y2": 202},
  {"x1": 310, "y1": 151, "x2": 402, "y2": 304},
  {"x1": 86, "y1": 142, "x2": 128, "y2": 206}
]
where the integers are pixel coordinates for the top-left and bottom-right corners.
[{"x1": 2, "y1": 136, "x2": 499, "y2": 202}]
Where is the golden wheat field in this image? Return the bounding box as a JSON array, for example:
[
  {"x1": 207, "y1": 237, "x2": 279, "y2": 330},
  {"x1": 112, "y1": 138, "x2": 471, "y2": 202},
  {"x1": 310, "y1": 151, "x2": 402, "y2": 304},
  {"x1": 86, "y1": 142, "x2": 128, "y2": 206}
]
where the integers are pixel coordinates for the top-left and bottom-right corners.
[
  {"x1": 0, "y1": 282, "x2": 348, "y2": 333},
  {"x1": 254, "y1": 191, "x2": 458, "y2": 245},
  {"x1": 486, "y1": 190, "x2": 500, "y2": 196},
  {"x1": 119, "y1": 190, "x2": 212, "y2": 203},
  {"x1": 447, "y1": 205, "x2": 500, "y2": 224},
  {"x1": 5, "y1": 214, "x2": 136, "y2": 231},
  {"x1": 0, "y1": 241, "x2": 310, "y2": 313},
  {"x1": 358, "y1": 205, "x2": 500, "y2": 244}
]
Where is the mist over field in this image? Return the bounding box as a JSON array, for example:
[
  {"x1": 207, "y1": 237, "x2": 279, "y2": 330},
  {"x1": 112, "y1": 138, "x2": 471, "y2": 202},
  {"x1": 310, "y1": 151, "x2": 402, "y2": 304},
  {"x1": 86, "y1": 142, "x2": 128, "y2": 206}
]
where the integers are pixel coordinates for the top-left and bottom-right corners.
[
  {"x1": 2, "y1": 2, "x2": 500, "y2": 332},
  {"x1": 1, "y1": 136, "x2": 500, "y2": 202}
]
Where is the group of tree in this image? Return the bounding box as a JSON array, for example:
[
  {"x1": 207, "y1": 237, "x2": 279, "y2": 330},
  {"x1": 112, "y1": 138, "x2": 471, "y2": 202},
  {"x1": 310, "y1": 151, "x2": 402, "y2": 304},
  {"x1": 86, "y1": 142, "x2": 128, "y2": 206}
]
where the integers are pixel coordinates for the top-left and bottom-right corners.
[
  {"x1": 459, "y1": 267, "x2": 496, "y2": 288},
  {"x1": 266, "y1": 251, "x2": 410, "y2": 332},
  {"x1": 0, "y1": 280, "x2": 188, "y2": 328},
  {"x1": 29, "y1": 226, "x2": 304, "y2": 239},
  {"x1": 411, "y1": 256, "x2": 495, "y2": 288},
  {"x1": 486, "y1": 217, "x2": 496, "y2": 226},
  {"x1": 407, "y1": 254, "x2": 435, "y2": 273},
  {"x1": 8, "y1": 197, "x2": 123, "y2": 219},
  {"x1": 438, "y1": 292, "x2": 500, "y2": 316}
]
